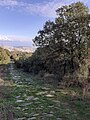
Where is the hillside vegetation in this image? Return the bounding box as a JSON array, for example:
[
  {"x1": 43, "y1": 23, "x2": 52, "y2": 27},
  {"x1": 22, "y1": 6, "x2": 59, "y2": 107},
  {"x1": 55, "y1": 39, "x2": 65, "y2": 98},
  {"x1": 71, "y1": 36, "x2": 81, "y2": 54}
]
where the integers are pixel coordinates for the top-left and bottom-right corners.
[
  {"x1": 0, "y1": 47, "x2": 10, "y2": 64},
  {"x1": 15, "y1": 2, "x2": 90, "y2": 89},
  {"x1": 0, "y1": 47, "x2": 32, "y2": 65}
]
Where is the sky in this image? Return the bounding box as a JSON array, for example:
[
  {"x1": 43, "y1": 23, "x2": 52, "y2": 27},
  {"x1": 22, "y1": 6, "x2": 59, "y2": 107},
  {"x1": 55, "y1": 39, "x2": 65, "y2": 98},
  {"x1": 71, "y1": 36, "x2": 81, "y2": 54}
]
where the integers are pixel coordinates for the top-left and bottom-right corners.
[{"x1": 0, "y1": 0, "x2": 90, "y2": 47}]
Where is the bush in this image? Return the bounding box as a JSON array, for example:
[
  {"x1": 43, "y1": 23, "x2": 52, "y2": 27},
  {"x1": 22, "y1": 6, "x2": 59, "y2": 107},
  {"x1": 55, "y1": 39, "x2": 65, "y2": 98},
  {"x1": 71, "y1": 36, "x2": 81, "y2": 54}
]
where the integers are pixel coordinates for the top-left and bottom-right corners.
[{"x1": 0, "y1": 47, "x2": 10, "y2": 64}]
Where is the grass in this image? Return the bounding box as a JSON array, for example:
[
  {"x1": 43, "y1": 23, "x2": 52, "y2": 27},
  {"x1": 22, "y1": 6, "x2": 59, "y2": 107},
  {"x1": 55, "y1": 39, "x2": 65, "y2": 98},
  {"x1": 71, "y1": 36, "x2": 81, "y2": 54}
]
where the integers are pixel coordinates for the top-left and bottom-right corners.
[{"x1": 0, "y1": 63, "x2": 90, "y2": 120}]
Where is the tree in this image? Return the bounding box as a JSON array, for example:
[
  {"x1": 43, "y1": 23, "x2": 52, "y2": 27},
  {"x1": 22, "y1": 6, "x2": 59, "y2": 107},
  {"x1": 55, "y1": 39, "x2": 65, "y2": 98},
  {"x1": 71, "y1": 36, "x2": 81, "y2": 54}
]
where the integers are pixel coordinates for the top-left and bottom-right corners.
[
  {"x1": 33, "y1": 2, "x2": 90, "y2": 76},
  {"x1": 55, "y1": 2, "x2": 90, "y2": 74},
  {"x1": 0, "y1": 47, "x2": 10, "y2": 64},
  {"x1": 17, "y1": 2, "x2": 90, "y2": 86}
]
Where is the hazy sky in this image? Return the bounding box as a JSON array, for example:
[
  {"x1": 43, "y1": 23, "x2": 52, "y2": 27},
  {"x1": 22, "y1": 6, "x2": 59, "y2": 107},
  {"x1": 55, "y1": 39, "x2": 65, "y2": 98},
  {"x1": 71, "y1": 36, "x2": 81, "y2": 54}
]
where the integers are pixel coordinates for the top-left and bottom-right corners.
[{"x1": 0, "y1": 0, "x2": 90, "y2": 47}]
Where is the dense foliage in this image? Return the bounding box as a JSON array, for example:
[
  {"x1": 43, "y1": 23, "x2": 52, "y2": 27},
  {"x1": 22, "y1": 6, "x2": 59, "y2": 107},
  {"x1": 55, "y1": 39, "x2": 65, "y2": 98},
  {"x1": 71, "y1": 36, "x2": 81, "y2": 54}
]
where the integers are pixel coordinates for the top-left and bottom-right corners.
[
  {"x1": 0, "y1": 47, "x2": 11, "y2": 64},
  {"x1": 11, "y1": 51, "x2": 32, "y2": 60},
  {"x1": 0, "y1": 47, "x2": 32, "y2": 65},
  {"x1": 15, "y1": 2, "x2": 90, "y2": 85},
  {"x1": 14, "y1": 51, "x2": 32, "y2": 68}
]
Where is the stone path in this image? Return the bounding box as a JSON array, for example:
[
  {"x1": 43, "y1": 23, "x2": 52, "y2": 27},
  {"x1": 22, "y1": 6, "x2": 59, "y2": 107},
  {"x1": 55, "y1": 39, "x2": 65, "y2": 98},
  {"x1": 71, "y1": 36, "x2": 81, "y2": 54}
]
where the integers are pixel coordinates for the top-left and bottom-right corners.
[
  {"x1": 1, "y1": 61, "x2": 89, "y2": 120},
  {"x1": 9, "y1": 62, "x2": 64, "y2": 120}
]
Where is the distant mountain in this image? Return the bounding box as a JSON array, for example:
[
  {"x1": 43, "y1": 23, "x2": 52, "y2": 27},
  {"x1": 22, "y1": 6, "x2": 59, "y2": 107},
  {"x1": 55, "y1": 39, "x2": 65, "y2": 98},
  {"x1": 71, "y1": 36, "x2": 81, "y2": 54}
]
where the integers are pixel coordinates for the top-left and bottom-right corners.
[
  {"x1": 1, "y1": 45, "x2": 35, "y2": 53},
  {"x1": 0, "y1": 40, "x2": 32, "y2": 47}
]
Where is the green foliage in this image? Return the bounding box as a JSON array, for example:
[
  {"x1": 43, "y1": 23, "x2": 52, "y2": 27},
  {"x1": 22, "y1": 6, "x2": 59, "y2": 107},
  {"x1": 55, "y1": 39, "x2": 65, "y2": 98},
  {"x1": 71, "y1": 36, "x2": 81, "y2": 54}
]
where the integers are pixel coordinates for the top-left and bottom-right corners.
[
  {"x1": 15, "y1": 2, "x2": 90, "y2": 84},
  {"x1": 33, "y1": 2, "x2": 90, "y2": 76},
  {"x1": 11, "y1": 51, "x2": 32, "y2": 61},
  {"x1": 0, "y1": 47, "x2": 10, "y2": 64},
  {"x1": 15, "y1": 48, "x2": 46, "y2": 74}
]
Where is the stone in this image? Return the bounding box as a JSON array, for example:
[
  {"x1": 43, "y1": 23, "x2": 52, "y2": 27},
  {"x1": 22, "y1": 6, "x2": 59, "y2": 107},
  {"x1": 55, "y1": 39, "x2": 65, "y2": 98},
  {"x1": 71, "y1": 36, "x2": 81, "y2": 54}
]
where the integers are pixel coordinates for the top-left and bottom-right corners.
[
  {"x1": 46, "y1": 94, "x2": 54, "y2": 97},
  {"x1": 17, "y1": 117, "x2": 26, "y2": 120},
  {"x1": 33, "y1": 97, "x2": 39, "y2": 101},
  {"x1": 21, "y1": 103, "x2": 32, "y2": 106},
  {"x1": 22, "y1": 108, "x2": 28, "y2": 111},
  {"x1": 50, "y1": 91, "x2": 55, "y2": 94},
  {"x1": 16, "y1": 107, "x2": 21, "y2": 110},
  {"x1": 46, "y1": 114, "x2": 53, "y2": 117},
  {"x1": 27, "y1": 117, "x2": 36, "y2": 120},
  {"x1": 16, "y1": 100, "x2": 23, "y2": 103},
  {"x1": 16, "y1": 95, "x2": 20, "y2": 99},
  {"x1": 33, "y1": 113, "x2": 39, "y2": 117},
  {"x1": 36, "y1": 91, "x2": 47, "y2": 95},
  {"x1": 26, "y1": 96, "x2": 34, "y2": 101},
  {"x1": 56, "y1": 118, "x2": 62, "y2": 120}
]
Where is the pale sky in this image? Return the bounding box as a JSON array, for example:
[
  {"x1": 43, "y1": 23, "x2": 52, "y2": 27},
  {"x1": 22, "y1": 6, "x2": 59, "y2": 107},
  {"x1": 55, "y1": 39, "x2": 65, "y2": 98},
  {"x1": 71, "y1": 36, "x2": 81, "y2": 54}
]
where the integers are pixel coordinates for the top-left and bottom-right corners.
[{"x1": 0, "y1": 0, "x2": 90, "y2": 47}]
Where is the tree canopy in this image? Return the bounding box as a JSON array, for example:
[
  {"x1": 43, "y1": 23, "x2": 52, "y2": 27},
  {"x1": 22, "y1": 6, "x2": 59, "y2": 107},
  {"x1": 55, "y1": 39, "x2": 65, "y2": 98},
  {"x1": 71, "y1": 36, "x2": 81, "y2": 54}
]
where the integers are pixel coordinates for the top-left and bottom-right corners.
[
  {"x1": 33, "y1": 2, "x2": 90, "y2": 73},
  {"x1": 16, "y1": 2, "x2": 90, "y2": 84}
]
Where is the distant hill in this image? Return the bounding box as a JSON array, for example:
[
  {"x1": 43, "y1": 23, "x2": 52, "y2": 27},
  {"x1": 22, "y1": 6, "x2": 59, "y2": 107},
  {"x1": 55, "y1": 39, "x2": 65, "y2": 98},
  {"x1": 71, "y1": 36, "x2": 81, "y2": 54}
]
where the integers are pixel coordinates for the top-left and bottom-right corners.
[{"x1": 1, "y1": 46, "x2": 35, "y2": 53}]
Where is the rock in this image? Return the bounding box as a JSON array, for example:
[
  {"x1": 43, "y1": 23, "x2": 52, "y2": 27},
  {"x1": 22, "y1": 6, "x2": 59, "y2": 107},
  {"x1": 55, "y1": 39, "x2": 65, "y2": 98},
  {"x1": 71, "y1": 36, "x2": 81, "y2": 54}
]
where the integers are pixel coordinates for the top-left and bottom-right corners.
[
  {"x1": 61, "y1": 91, "x2": 68, "y2": 95},
  {"x1": 25, "y1": 113, "x2": 28, "y2": 115},
  {"x1": 17, "y1": 117, "x2": 26, "y2": 120},
  {"x1": 46, "y1": 94, "x2": 54, "y2": 97},
  {"x1": 46, "y1": 114, "x2": 53, "y2": 117},
  {"x1": 36, "y1": 91, "x2": 47, "y2": 95},
  {"x1": 48, "y1": 105, "x2": 54, "y2": 108},
  {"x1": 56, "y1": 118, "x2": 62, "y2": 120},
  {"x1": 16, "y1": 100, "x2": 23, "y2": 103},
  {"x1": 22, "y1": 108, "x2": 28, "y2": 111},
  {"x1": 16, "y1": 107, "x2": 21, "y2": 110},
  {"x1": 33, "y1": 113, "x2": 39, "y2": 117},
  {"x1": 27, "y1": 117, "x2": 36, "y2": 120},
  {"x1": 42, "y1": 113, "x2": 47, "y2": 115},
  {"x1": 16, "y1": 95, "x2": 20, "y2": 99},
  {"x1": 33, "y1": 97, "x2": 39, "y2": 101},
  {"x1": 21, "y1": 103, "x2": 32, "y2": 106},
  {"x1": 50, "y1": 111, "x2": 54, "y2": 114},
  {"x1": 26, "y1": 96, "x2": 34, "y2": 101},
  {"x1": 53, "y1": 100, "x2": 60, "y2": 103},
  {"x1": 50, "y1": 91, "x2": 55, "y2": 94},
  {"x1": 41, "y1": 87, "x2": 50, "y2": 90}
]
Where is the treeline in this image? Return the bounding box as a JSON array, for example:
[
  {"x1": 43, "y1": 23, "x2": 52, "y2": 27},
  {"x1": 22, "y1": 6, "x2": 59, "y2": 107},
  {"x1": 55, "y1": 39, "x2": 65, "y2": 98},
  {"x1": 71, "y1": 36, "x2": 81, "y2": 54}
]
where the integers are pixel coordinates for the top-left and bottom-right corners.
[
  {"x1": 15, "y1": 2, "x2": 90, "y2": 86},
  {"x1": 0, "y1": 47, "x2": 11, "y2": 64},
  {"x1": 11, "y1": 51, "x2": 32, "y2": 61},
  {"x1": 0, "y1": 47, "x2": 32, "y2": 65},
  {"x1": 14, "y1": 51, "x2": 32, "y2": 68}
]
